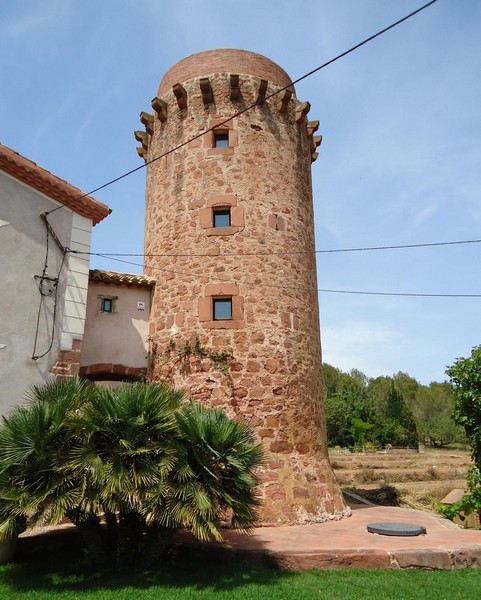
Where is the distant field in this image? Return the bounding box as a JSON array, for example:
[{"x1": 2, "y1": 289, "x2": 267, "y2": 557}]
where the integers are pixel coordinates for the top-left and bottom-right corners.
[{"x1": 329, "y1": 447, "x2": 473, "y2": 511}]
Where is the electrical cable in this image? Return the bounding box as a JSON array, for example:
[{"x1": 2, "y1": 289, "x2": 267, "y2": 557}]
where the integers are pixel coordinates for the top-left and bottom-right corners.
[
  {"x1": 43, "y1": 0, "x2": 439, "y2": 218},
  {"x1": 70, "y1": 236, "x2": 481, "y2": 259},
  {"x1": 89, "y1": 252, "x2": 481, "y2": 299},
  {"x1": 31, "y1": 215, "x2": 51, "y2": 359},
  {"x1": 31, "y1": 215, "x2": 68, "y2": 360}
]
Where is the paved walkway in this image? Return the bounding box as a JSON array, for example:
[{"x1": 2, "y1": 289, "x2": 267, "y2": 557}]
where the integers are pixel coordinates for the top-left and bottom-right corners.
[
  {"x1": 17, "y1": 502, "x2": 481, "y2": 570},
  {"x1": 176, "y1": 502, "x2": 481, "y2": 570}
]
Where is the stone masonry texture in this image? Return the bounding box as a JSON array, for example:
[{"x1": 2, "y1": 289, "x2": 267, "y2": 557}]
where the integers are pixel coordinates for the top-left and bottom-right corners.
[{"x1": 142, "y1": 49, "x2": 349, "y2": 525}]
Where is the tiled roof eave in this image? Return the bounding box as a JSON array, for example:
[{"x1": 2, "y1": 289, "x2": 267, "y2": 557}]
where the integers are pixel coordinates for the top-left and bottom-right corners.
[
  {"x1": 89, "y1": 269, "x2": 156, "y2": 289},
  {"x1": 0, "y1": 144, "x2": 111, "y2": 225}
]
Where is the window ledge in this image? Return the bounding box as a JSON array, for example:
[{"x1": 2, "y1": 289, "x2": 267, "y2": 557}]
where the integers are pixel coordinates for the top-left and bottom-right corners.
[
  {"x1": 203, "y1": 319, "x2": 245, "y2": 330},
  {"x1": 206, "y1": 226, "x2": 242, "y2": 236},
  {"x1": 207, "y1": 147, "x2": 234, "y2": 156}
]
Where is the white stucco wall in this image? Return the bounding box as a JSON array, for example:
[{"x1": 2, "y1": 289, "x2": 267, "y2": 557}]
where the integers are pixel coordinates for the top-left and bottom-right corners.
[
  {"x1": 61, "y1": 213, "x2": 92, "y2": 351},
  {"x1": 0, "y1": 171, "x2": 93, "y2": 414}
]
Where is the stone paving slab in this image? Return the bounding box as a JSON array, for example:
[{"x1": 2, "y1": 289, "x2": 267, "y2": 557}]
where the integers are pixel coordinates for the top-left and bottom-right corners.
[{"x1": 176, "y1": 504, "x2": 481, "y2": 570}]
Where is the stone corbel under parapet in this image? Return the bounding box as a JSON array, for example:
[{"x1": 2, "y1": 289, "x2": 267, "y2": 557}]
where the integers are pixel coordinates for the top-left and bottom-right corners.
[
  {"x1": 200, "y1": 78, "x2": 214, "y2": 104},
  {"x1": 173, "y1": 83, "x2": 188, "y2": 109},
  {"x1": 230, "y1": 74, "x2": 240, "y2": 101},
  {"x1": 256, "y1": 79, "x2": 268, "y2": 105},
  {"x1": 134, "y1": 130, "x2": 150, "y2": 150},
  {"x1": 305, "y1": 120, "x2": 322, "y2": 163},
  {"x1": 307, "y1": 120, "x2": 320, "y2": 136},
  {"x1": 136, "y1": 146, "x2": 147, "y2": 160},
  {"x1": 151, "y1": 97, "x2": 168, "y2": 122},
  {"x1": 310, "y1": 136, "x2": 322, "y2": 162},
  {"x1": 295, "y1": 101, "x2": 311, "y2": 123},
  {"x1": 278, "y1": 89, "x2": 292, "y2": 113},
  {"x1": 140, "y1": 111, "x2": 154, "y2": 135}
]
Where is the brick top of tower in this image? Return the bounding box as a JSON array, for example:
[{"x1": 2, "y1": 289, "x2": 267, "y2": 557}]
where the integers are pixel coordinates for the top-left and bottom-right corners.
[{"x1": 157, "y1": 48, "x2": 295, "y2": 97}]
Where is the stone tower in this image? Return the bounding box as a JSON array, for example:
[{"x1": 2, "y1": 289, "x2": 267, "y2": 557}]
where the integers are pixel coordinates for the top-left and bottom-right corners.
[{"x1": 137, "y1": 49, "x2": 349, "y2": 525}]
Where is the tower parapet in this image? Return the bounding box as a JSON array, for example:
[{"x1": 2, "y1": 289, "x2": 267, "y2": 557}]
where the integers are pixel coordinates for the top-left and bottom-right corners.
[{"x1": 140, "y1": 49, "x2": 348, "y2": 525}]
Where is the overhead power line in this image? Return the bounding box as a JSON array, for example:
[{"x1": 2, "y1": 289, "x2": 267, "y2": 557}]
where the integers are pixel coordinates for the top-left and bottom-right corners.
[
  {"x1": 44, "y1": 0, "x2": 439, "y2": 217},
  {"x1": 71, "y1": 236, "x2": 481, "y2": 259},
  {"x1": 86, "y1": 252, "x2": 481, "y2": 299}
]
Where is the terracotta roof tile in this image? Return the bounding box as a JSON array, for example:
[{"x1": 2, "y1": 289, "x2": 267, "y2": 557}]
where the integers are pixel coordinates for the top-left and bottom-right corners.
[
  {"x1": 89, "y1": 269, "x2": 156, "y2": 288},
  {"x1": 0, "y1": 143, "x2": 111, "y2": 225}
]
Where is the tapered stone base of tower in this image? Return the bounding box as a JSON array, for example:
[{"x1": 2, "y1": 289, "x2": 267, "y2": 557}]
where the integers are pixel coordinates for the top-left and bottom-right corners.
[
  {"x1": 139, "y1": 49, "x2": 350, "y2": 525},
  {"x1": 259, "y1": 456, "x2": 349, "y2": 525}
]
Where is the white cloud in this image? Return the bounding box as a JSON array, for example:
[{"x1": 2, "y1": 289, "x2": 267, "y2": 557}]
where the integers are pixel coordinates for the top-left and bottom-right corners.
[
  {"x1": 321, "y1": 320, "x2": 402, "y2": 377},
  {"x1": 411, "y1": 202, "x2": 438, "y2": 227}
]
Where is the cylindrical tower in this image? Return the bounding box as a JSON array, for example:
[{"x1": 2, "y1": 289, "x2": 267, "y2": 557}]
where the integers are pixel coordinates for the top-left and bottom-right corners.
[{"x1": 138, "y1": 49, "x2": 349, "y2": 524}]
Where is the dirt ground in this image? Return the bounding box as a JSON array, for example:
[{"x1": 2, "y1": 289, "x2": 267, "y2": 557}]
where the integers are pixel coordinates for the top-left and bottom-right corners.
[{"x1": 328, "y1": 447, "x2": 473, "y2": 512}]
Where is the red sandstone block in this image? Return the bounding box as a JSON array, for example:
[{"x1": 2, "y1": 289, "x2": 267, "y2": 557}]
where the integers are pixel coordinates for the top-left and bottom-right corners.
[
  {"x1": 268, "y1": 484, "x2": 287, "y2": 501},
  {"x1": 271, "y1": 550, "x2": 391, "y2": 571},
  {"x1": 293, "y1": 487, "x2": 310, "y2": 499},
  {"x1": 258, "y1": 428, "x2": 274, "y2": 438},
  {"x1": 394, "y1": 549, "x2": 452, "y2": 570},
  {"x1": 250, "y1": 332, "x2": 265, "y2": 343},
  {"x1": 296, "y1": 443, "x2": 310, "y2": 455},
  {"x1": 265, "y1": 359, "x2": 278, "y2": 373},
  {"x1": 265, "y1": 415, "x2": 279, "y2": 428},
  {"x1": 270, "y1": 441, "x2": 293, "y2": 454},
  {"x1": 205, "y1": 283, "x2": 239, "y2": 297}
]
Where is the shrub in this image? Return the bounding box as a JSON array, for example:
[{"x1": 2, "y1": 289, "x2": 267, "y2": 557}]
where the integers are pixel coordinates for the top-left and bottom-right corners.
[{"x1": 0, "y1": 379, "x2": 263, "y2": 567}]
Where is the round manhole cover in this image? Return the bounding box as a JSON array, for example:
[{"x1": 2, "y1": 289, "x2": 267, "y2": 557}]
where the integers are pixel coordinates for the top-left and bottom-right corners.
[{"x1": 367, "y1": 522, "x2": 427, "y2": 536}]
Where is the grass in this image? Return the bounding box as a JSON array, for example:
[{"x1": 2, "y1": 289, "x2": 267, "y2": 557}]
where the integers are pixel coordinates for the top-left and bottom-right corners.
[{"x1": 1, "y1": 551, "x2": 481, "y2": 600}]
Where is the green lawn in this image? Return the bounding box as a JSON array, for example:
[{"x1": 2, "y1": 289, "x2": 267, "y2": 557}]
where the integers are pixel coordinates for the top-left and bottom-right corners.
[{"x1": 1, "y1": 552, "x2": 480, "y2": 600}]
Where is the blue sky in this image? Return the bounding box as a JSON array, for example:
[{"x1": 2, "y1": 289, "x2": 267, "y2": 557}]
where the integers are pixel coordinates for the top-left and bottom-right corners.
[{"x1": 2, "y1": 0, "x2": 480, "y2": 384}]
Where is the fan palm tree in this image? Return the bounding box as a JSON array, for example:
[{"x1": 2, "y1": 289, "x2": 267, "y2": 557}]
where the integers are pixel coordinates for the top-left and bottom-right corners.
[
  {"x1": 65, "y1": 381, "x2": 184, "y2": 565},
  {"x1": 0, "y1": 379, "x2": 263, "y2": 567}
]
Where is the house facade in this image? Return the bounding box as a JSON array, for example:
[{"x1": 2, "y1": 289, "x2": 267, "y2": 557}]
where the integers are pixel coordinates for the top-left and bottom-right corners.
[
  {"x1": 0, "y1": 144, "x2": 111, "y2": 414},
  {"x1": 79, "y1": 269, "x2": 155, "y2": 383}
]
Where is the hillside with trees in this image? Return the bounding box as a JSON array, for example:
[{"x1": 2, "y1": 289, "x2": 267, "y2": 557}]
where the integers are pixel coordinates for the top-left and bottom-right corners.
[{"x1": 323, "y1": 364, "x2": 466, "y2": 449}]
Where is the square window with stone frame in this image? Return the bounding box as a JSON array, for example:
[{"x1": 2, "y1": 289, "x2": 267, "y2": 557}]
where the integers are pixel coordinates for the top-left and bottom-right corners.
[
  {"x1": 213, "y1": 130, "x2": 229, "y2": 148},
  {"x1": 213, "y1": 207, "x2": 231, "y2": 228},
  {"x1": 212, "y1": 297, "x2": 232, "y2": 320}
]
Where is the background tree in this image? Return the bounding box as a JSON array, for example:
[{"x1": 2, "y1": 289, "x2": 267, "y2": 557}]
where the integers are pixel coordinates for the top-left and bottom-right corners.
[
  {"x1": 411, "y1": 382, "x2": 465, "y2": 447},
  {"x1": 384, "y1": 382, "x2": 418, "y2": 447},
  {"x1": 447, "y1": 345, "x2": 481, "y2": 469},
  {"x1": 323, "y1": 365, "x2": 382, "y2": 447},
  {"x1": 323, "y1": 365, "x2": 443, "y2": 448}
]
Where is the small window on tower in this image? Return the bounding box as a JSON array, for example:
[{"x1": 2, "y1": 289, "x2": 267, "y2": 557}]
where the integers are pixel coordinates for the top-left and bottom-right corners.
[
  {"x1": 213, "y1": 298, "x2": 232, "y2": 320},
  {"x1": 213, "y1": 130, "x2": 229, "y2": 148},
  {"x1": 213, "y1": 208, "x2": 231, "y2": 228}
]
